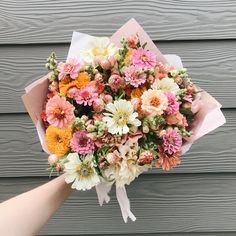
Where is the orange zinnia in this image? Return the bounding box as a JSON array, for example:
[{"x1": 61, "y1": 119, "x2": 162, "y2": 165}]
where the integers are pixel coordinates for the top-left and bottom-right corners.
[
  {"x1": 45, "y1": 125, "x2": 72, "y2": 157},
  {"x1": 131, "y1": 85, "x2": 147, "y2": 98},
  {"x1": 59, "y1": 72, "x2": 90, "y2": 96}
]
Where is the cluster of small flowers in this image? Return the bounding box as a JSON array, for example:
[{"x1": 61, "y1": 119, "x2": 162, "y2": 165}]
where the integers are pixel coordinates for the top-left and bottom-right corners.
[{"x1": 42, "y1": 35, "x2": 197, "y2": 191}]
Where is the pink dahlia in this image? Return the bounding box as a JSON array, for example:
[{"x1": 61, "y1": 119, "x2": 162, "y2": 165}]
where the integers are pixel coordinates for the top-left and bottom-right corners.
[
  {"x1": 57, "y1": 58, "x2": 82, "y2": 80},
  {"x1": 71, "y1": 130, "x2": 95, "y2": 155},
  {"x1": 161, "y1": 128, "x2": 182, "y2": 155},
  {"x1": 164, "y1": 91, "x2": 179, "y2": 114},
  {"x1": 75, "y1": 85, "x2": 98, "y2": 106},
  {"x1": 124, "y1": 65, "x2": 147, "y2": 87},
  {"x1": 46, "y1": 95, "x2": 75, "y2": 128},
  {"x1": 130, "y1": 48, "x2": 157, "y2": 69}
]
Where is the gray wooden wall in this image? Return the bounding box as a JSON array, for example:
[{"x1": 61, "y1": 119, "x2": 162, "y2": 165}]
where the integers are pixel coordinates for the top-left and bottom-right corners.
[{"x1": 0, "y1": 0, "x2": 236, "y2": 235}]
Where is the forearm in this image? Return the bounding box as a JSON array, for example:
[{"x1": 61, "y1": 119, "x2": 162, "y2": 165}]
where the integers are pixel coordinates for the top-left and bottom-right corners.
[{"x1": 0, "y1": 174, "x2": 73, "y2": 236}]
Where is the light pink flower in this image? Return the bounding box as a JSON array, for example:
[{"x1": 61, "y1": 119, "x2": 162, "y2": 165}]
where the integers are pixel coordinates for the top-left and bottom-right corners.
[
  {"x1": 164, "y1": 91, "x2": 179, "y2": 114},
  {"x1": 75, "y1": 85, "x2": 98, "y2": 106},
  {"x1": 124, "y1": 65, "x2": 147, "y2": 87},
  {"x1": 161, "y1": 128, "x2": 182, "y2": 155},
  {"x1": 57, "y1": 58, "x2": 82, "y2": 80},
  {"x1": 92, "y1": 98, "x2": 105, "y2": 112},
  {"x1": 46, "y1": 95, "x2": 75, "y2": 128},
  {"x1": 71, "y1": 130, "x2": 95, "y2": 155},
  {"x1": 131, "y1": 48, "x2": 157, "y2": 69},
  {"x1": 108, "y1": 74, "x2": 126, "y2": 91}
]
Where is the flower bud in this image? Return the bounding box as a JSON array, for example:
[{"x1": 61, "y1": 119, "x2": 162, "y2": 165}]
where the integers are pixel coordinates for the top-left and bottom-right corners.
[{"x1": 48, "y1": 154, "x2": 58, "y2": 166}]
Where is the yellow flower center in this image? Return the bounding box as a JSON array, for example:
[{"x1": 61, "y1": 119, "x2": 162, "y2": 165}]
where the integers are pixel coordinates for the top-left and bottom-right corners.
[
  {"x1": 53, "y1": 108, "x2": 65, "y2": 120},
  {"x1": 150, "y1": 96, "x2": 160, "y2": 107},
  {"x1": 92, "y1": 47, "x2": 108, "y2": 57},
  {"x1": 113, "y1": 110, "x2": 129, "y2": 126},
  {"x1": 76, "y1": 163, "x2": 93, "y2": 178}
]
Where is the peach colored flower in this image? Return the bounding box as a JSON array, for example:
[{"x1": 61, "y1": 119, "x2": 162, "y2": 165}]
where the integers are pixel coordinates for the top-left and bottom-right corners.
[
  {"x1": 141, "y1": 89, "x2": 168, "y2": 116},
  {"x1": 166, "y1": 112, "x2": 188, "y2": 127},
  {"x1": 155, "y1": 146, "x2": 181, "y2": 171},
  {"x1": 46, "y1": 95, "x2": 75, "y2": 129}
]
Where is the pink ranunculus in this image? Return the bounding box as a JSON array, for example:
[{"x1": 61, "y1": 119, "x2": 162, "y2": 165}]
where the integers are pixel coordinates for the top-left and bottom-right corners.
[
  {"x1": 164, "y1": 91, "x2": 179, "y2": 114},
  {"x1": 46, "y1": 95, "x2": 75, "y2": 128},
  {"x1": 161, "y1": 128, "x2": 182, "y2": 155},
  {"x1": 130, "y1": 48, "x2": 157, "y2": 69},
  {"x1": 57, "y1": 58, "x2": 82, "y2": 80},
  {"x1": 71, "y1": 130, "x2": 95, "y2": 155},
  {"x1": 75, "y1": 85, "x2": 98, "y2": 106},
  {"x1": 123, "y1": 65, "x2": 147, "y2": 87},
  {"x1": 108, "y1": 74, "x2": 126, "y2": 91},
  {"x1": 92, "y1": 98, "x2": 105, "y2": 112}
]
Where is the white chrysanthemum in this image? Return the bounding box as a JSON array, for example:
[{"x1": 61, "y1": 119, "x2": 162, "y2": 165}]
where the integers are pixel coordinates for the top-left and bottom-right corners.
[
  {"x1": 102, "y1": 140, "x2": 149, "y2": 186},
  {"x1": 64, "y1": 153, "x2": 100, "y2": 191},
  {"x1": 80, "y1": 37, "x2": 118, "y2": 64},
  {"x1": 103, "y1": 100, "x2": 141, "y2": 135},
  {"x1": 151, "y1": 77, "x2": 180, "y2": 93}
]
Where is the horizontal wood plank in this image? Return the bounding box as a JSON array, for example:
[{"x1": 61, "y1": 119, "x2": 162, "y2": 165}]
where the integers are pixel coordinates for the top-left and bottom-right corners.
[
  {"x1": 0, "y1": 109, "x2": 233, "y2": 177},
  {"x1": 0, "y1": 0, "x2": 236, "y2": 44},
  {"x1": 1, "y1": 174, "x2": 236, "y2": 234},
  {"x1": 0, "y1": 40, "x2": 235, "y2": 114}
]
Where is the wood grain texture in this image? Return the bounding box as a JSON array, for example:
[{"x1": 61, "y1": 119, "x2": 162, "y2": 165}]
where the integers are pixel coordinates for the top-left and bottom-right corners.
[
  {"x1": 1, "y1": 174, "x2": 236, "y2": 234},
  {"x1": 0, "y1": 40, "x2": 235, "y2": 114},
  {"x1": 0, "y1": 0, "x2": 236, "y2": 44},
  {"x1": 0, "y1": 109, "x2": 233, "y2": 177}
]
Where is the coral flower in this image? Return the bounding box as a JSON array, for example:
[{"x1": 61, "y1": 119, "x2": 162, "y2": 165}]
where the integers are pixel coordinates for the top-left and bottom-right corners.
[
  {"x1": 71, "y1": 130, "x2": 95, "y2": 155},
  {"x1": 75, "y1": 85, "x2": 98, "y2": 106},
  {"x1": 130, "y1": 48, "x2": 157, "y2": 69},
  {"x1": 57, "y1": 58, "x2": 82, "y2": 80},
  {"x1": 155, "y1": 146, "x2": 181, "y2": 171},
  {"x1": 45, "y1": 125, "x2": 72, "y2": 157},
  {"x1": 131, "y1": 86, "x2": 147, "y2": 98},
  {"x1": 46, "y1": 95, "x2": 75, "y2": 128},
  {"x1": 161, "y1": 128, "x2": 182, "y2": 155},
  {"x1": 141, "y1": 89, "x2": 168, "y2": 116}
]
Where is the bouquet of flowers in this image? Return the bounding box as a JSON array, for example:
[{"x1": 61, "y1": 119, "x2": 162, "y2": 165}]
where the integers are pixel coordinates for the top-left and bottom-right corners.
[{"x1": 22, "y1": 19, "x2": 225, "y2": 222}]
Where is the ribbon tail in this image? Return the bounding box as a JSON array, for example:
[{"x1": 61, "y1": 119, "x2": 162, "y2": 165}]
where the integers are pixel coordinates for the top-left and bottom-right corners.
[
  {"x1": 116, "y1": 185, "x2": 136, "y2": 223},
  {"x1": 95, "y1": 182, "x2": 112, "y2": 206}
]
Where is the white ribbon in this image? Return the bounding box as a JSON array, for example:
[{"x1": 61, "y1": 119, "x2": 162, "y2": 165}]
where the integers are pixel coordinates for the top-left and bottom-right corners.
[{"x1": 95, "y1": 182, "x2": 136, "y2": 223}]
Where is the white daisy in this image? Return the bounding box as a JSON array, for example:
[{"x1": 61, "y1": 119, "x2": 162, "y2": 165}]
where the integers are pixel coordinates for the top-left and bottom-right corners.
[
  {"x1": 64, "y1": 153, "x2": 100, "y2": 191},
  {"x1": 151, "y1": 77, "x2": 180, "y2": 93},
  {"x1": 103, "y1": 100, "x2": 141, "y2": 135},
  {"x1": 80, "y1": 37, "x2": 118, "y2": 64}
]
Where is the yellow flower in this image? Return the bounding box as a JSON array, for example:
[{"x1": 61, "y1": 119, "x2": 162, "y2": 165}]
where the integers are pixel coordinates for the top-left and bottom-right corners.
[
  {"x1": 124, "y1": 49, "x2": 132, "y2": 63},
  {"x1": 131, "y1": 86, "x2": 147, "y2": 98},
  {"x1": 59, "y1": 72, "x2": 90, "y2": 96},
  {"x1": 45, "y1": 125, "x2": 72, "y2": 157}
]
